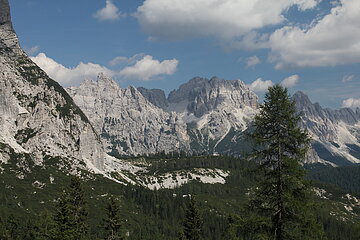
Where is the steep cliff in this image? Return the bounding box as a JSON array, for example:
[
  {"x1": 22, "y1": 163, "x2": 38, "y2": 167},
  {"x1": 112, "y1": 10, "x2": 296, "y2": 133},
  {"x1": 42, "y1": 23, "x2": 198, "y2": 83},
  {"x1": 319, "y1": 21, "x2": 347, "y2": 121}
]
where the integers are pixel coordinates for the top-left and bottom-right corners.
[{"x1": 0, "y1": 0, "x2": 105, "y2": 171}]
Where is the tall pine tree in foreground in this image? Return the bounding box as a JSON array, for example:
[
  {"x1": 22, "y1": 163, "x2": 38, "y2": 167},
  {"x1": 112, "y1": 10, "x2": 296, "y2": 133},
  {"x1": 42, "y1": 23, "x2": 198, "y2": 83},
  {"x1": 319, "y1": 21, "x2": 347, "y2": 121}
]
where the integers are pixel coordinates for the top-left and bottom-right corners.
[
  {"x1": 182, "y1": 196, "x2": 202, "y2": 240},
  {"x1": 103, "y1": 196, "x2": 124, "y2": 240},
  {"x1": 246, "y1": 85, "x2": 325, "y2": 240},
  {"x1": 52, "y1": 176, "x2": 88, "y2": 240}
]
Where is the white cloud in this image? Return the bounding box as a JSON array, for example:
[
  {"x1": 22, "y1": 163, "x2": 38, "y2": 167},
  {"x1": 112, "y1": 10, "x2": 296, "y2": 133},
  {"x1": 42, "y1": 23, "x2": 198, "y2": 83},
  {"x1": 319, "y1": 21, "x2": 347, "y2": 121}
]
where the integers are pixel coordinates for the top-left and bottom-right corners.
[
  {"x1": 135, "y1": 0, "x2": 320, "y2": 41},
  {"x1": 269, "y1": 0, "x2": 360, "y2": 69},
  {"x1": 109, "y1": 56, "x2": 128, "y2": 66},
  {"x1": 119, "y1": 55, "x2": 179, "y2": 81},
  {"x1": 246, "y1": 56, "x2": 261, "y2": 68},
  {"x1": 248, "y1": 78, "x2": 274, "y2": 93},
  {"x1": 31, "y1": 53, "x2": 114, "y2": 87},
  {"x1": 342, "y1": 74, "x2": 355, "y2": 83},
  {"x1": 25, "y1": 46, "x2": 40, "y2": 56},
  {"x1": 31, "y1": 53, "x2": 178, "y2": 86},
  {"x1": 281, "y1": 74, "x2": 299, "y2": 88},
  {"x1": 342, "y1": 98, "x2": 360, "y2": 109},
  {"x1": 109, "y1": 53, "x2": 145, "y2": 66},
  {"x1": 94, "y1": 0, "x2": 124, "y2": 21}
]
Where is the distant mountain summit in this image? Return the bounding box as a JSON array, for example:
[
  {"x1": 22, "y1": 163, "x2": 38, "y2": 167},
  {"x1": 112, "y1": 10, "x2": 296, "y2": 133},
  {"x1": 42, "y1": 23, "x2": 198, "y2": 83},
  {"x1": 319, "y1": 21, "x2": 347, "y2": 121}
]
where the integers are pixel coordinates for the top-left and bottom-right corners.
[
  {"x1": 293, "y1": 91, "x2": 360, "y2": 165},
  {"x1": 0, "y1": 0, "x2": 105, "y2": 171},
  {"x1": 67, "y1": 73, "x2": 190, "y2": 157},
  {"x1": 168, "y1": 76, "x2": 258, "y2": 117}
]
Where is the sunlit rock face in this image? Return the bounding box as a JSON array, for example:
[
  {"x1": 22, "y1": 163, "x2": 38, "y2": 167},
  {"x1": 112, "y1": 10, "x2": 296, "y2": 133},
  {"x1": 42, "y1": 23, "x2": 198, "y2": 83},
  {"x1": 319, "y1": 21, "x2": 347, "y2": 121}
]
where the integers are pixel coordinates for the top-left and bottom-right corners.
[
  {"x1": 69, "y1": 75, "x2": 259, "y2": 156},
  {"x1": 0, "y1": 0, "x2": 105, "y2": 171},
  {"x1": 294, "y1": 91, "x2": 360, "y2": 165},
  {"x1": 67, "y1": 73, "x2": 191, "y2": 156}
]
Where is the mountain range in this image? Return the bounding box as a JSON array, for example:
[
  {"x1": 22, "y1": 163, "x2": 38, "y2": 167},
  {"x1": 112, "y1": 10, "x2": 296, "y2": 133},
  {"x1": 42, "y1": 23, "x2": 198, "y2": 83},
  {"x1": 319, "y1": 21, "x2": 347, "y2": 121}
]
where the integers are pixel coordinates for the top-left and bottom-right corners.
[
  {"x1": 1, "y1": 0, "x2": 360, "y2": 187},
  {"x1": 68, "y1": 73, "x2": 360, "y2": 167}
]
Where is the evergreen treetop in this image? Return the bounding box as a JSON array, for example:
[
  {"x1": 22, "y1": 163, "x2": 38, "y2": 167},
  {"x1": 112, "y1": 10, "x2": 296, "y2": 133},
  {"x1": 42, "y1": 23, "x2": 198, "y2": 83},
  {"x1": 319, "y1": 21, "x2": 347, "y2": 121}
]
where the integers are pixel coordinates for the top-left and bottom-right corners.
[{"x1": 248, "y1": 85, "x2": 325, "y2": 240}]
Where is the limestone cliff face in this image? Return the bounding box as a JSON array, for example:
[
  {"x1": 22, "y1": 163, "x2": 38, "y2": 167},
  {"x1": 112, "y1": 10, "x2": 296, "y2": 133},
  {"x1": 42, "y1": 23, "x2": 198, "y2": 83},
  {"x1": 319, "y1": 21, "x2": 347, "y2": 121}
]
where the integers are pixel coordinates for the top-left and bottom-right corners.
[
  {"x1": 293, "y1": 91, "x2": 360, "y2": 165},
  {"x1": 0, "y1": 0, "x2": 105, "y2": 170},
  {"x1": 137, "y1": 87, "x2": 168, "y2": 109},
  {"x1": 67, "y1": 74, "x2": 190, "y2": 156},
  {"x1": 168, "y1": 77, "x2": 258, "y2": 117},
  {"x1": 0, "y1": 0, "x2": 11, "y2": 24},
  {"x1": 69, "y1": 75, "x2": 259, "y2": 156}
]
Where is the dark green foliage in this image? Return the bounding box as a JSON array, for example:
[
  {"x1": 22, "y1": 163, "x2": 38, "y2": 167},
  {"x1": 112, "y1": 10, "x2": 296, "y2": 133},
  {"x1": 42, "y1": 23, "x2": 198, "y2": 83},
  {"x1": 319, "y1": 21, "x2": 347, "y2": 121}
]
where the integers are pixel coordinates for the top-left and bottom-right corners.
[
  {"x1": 103, "y1": 196, "x2": 124, "y2": 240},
  {"x1": 308, "y1": 164, "x2": 360, "y2": 194},
  {"x1": 0, "y1": 152, "x2": 358, "y2": 239},
  {"x1": 247, "y1": 85, "x2": 325, "y2": 239},
  {"x1": 183, "y1": 196, "x2": 202, "y2": 240},
  {"x1": 52, "y1": 177, "x2": 88, "y2": 240}
]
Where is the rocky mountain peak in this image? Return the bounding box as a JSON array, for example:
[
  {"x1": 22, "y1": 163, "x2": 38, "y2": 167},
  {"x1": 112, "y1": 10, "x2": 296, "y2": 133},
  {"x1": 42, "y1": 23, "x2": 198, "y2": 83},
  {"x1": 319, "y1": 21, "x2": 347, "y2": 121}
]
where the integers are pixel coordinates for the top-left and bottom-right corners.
[
  {"x1": 1, "y1": 1, "x2": 105, "y2": 171},
  {"x1": 96, "y1": 72, "x2": 119, "y2": 90},
  {"x1": 293, "y1": 91, "x2": 313, "y2": 107},
  {"x1": 0, "y1": 0, "x2": 11, "y2": 26},
  {"x1": 137, "y1": 87, "x2": 168, "y2": 109},
  {"x1": 168, "y1": 76, "x2": 258, "y2": 117},
  {"x1": 68, "y1": 76, "x2": 190, "y2": 156},
  {"x1": 0, "y1": 0, "x2": 19, "y2": 50}
]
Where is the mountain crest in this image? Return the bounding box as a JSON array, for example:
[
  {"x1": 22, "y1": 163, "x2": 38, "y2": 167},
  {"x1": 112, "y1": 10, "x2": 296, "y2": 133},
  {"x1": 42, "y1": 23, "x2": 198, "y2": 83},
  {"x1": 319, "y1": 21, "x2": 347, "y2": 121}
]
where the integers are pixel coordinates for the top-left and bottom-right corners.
[
  {"x1": 168, "y1": 76, "x2": 258, "y2": 117},
  {"x1": 0, "y1": 0, "x2": 19, "y2": 50},
  {"x1": 0, "y1": 0, "x2": 11, "y2": 25}
]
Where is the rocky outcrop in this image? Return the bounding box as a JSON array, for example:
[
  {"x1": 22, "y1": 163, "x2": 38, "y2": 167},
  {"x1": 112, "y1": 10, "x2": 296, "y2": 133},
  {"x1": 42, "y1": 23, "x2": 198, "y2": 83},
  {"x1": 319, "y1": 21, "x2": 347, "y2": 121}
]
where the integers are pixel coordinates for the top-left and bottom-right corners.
[
  {"x1": 294, "y1": 91, "x2": 360, "y2": 142},
  {"x1": 168, "y1": 77, "x2": 258, "y2": 117},
  {"x1": 0, "y1": 0, "x2": 19, "y2": 50},
  {"x1": 0, "y1": 0, "x2": 105, "y2": 170},
  {"x1": 0, "y1": 0, "x2": 11, "y2": 25},
  {"x1": 137, "y1": 87, "x2": 168, "y2": 109},
  {"x1": 293, "y1": 91, "x2": 360, "y2": 165},
  {"x1": 67, "y1": 74, "x2": 190, "y2": 156}
]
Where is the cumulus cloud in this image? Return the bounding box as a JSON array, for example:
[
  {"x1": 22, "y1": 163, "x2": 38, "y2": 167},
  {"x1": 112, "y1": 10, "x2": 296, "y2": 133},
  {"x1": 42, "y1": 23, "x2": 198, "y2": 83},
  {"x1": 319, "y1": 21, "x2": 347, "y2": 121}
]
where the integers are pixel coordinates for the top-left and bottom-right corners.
[
  {"x1": 119, "y1": 55, "x2": 179, "y2": 81},
  {"x1": 31, "y1": 53, "x2": 178, "y2": 86},
  {"x1": 135, "y1": 0, "x2": 320, "y2": 41},
  {"x1": 31, "y1": 53, "x2": 114, "y2": 87},
  {"x1": 342, "y1": 74, "x2": 355, "y2": 83},
  {"x1": 342, "y1": 98, "x2": 360, "y2": 109},
  {"x1": 248, "y1": 78, "x2": 274, "y2": 93},
  {"x1": 94, "y1": 0, "x2": 124, "y2": 21},
  {"x1": 109, "y1": 53, "x2": 145, "y2": 66},
  {"x1": 281, "y1": 74, "x2": 300, "y2": 88},
  {"x1": 25, "y1": 46, "x2": 40, "y2": 56},
  {"x1": 269, "y1": 0, "x2": 360, "y2": 69},
  {"x1": 246, "y1": 56, "x2": 261, "y2": 68}
]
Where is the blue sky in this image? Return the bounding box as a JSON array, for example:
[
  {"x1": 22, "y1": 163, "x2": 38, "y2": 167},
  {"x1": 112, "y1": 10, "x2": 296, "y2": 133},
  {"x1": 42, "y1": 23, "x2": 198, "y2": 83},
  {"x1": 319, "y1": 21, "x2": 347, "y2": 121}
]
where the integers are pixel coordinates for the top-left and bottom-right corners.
[{"x1": 9, "y1": 0, "x2": 360, "y2": 109}]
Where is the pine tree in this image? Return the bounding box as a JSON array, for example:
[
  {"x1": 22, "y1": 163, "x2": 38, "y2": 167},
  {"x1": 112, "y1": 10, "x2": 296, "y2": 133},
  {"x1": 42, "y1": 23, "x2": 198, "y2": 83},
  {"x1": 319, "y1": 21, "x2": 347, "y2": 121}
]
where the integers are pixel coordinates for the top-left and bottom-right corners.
[
  {"x1": 34, "y1": 210, "x2": 56, "y2": 240},
  {"x1": 247, "y1": 85, "x2": 325, "y2": 240},
  {"x1": 103, "y1": 196, "x2": 124, "y2": 240},
  {"x1": 52, "y1": 176, "x2": 88, "y2": 240},
  {"x1": 0, "y1": 216, "x2": 12, "y2": 240},
  {"x1": 223, "y1": 215, "x2": 239, "y2": 240},
  {"x1": 182, "y1": 196, "x2": 202, "y2": 240}
]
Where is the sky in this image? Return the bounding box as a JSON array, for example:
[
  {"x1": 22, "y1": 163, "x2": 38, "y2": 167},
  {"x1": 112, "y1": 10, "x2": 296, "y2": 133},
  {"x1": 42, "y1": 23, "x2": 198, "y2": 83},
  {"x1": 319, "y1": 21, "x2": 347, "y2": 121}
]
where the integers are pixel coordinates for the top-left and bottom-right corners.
[{"x1": 9, "y1": 0, "x2": 360, "y2": 109}]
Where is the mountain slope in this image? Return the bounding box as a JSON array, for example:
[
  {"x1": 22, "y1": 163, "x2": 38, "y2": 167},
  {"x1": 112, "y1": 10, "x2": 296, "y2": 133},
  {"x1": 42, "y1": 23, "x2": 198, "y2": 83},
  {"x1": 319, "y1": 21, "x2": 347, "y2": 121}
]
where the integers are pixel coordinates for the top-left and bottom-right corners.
[
  {"x1": 294, "y1": 91, "x2": 360, "y2": 165},
  {"x1": 0, "y1": 0, "x2": 105, "y2": 171},
  {"x1": 67, "y1": 74, "x2": 190, "y2": 156},
  {"x1": 69, "y1": 75, "x2": 259, "y2": 156}
]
